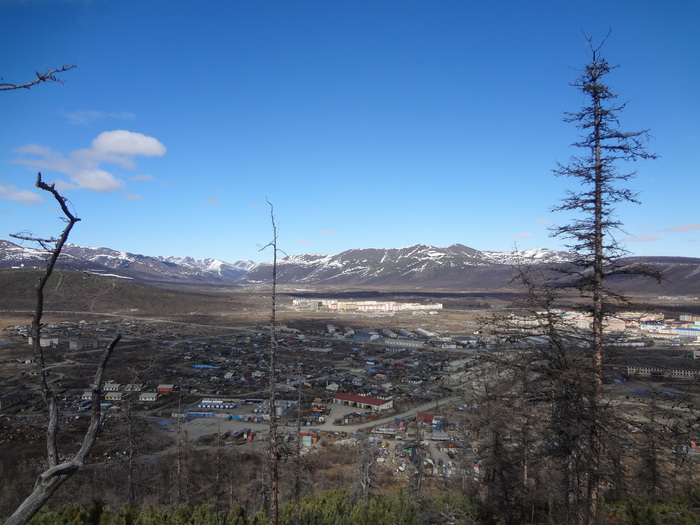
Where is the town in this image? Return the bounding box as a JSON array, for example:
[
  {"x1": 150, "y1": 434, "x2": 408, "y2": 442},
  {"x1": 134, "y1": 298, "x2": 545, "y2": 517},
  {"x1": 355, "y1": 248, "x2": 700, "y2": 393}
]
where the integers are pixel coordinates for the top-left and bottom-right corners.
[{"x1": 2, "y1": 294, "x2": 699, "y2": 496}]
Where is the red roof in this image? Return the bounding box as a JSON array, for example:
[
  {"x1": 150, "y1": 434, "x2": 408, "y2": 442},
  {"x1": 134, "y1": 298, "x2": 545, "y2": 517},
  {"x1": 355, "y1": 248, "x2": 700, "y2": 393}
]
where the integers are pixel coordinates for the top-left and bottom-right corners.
[{"x1": 334, "y1": 392, "x2": 390, "y2": 406}]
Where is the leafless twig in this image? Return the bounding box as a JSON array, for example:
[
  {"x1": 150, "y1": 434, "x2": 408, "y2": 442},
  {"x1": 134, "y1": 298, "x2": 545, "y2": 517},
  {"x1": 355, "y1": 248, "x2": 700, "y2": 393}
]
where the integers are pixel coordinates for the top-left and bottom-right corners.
[{"x1": 0, "y1": 64, "x2": 77, "y2": 91}]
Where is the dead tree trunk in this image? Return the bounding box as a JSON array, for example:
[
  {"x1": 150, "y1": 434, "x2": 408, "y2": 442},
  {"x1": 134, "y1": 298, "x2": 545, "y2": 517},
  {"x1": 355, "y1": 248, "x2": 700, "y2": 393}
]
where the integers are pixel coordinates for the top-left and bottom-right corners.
[
  {"x1": 260, "y1": 199, "x2": 281, "y2": 525},
  {"x1": 5, "y1": 174, "x2": 120, "y2": 525}
]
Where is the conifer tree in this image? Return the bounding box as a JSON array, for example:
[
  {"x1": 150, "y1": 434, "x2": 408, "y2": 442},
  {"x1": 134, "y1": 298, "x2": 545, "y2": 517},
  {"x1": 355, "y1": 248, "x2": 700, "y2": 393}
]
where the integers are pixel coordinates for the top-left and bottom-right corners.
[{"x1": 550, "y1": 33, "x2": 658, "y2": 524}]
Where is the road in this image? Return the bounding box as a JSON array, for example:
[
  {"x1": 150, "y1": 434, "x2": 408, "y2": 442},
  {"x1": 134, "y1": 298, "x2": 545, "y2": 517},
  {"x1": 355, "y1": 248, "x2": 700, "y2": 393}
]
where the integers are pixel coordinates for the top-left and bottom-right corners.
[{"x1": 178, "y1": 393, "x2": 467, "y2": 442}]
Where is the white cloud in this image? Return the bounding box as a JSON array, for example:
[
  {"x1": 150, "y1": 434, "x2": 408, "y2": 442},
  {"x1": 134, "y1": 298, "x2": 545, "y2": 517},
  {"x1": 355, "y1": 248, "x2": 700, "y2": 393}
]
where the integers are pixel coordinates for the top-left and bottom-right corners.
[
  {"x1": 623, "y1": 235, "x2": 661, "y2": 242},
  {"x1": 295, "y1": 239, "x2": 313, "y2": 245},
  {"x1": 91, "y1": 130, "x2": 166, "y2": 157},
  {"x1": 14, "y1": 130, "x2": 165, "y2": 193},
  {"x1": 66, "y1": 169, "x2": 124, "y2": 192},
  {"x1": 0, "y1": 183, "x2": 43, "y2": 204},
  {"x1": 658, "y1": 224, "x2": 700, "y2": 233},
  {"x1": 130, "y1": 174, "x2": 156, "y2": 182},
  {"x1": 60, "y1": 110, "x2": 136, "y2": 125},
  {"x1": 511, "y1": 232, "x2": 534, "y2": 239},
  {"x1": 16, "y1": 144, "x2": 76, "y2": 173},
  {"x1": 206, "y1": 198, "x2": 221, "y2": 206},
  {"x1": 321, "y1": 229, "x2": 336, "y2": 235},
  {"x1": 124, "y1": 194, "x2": 142, "y2": 200}
]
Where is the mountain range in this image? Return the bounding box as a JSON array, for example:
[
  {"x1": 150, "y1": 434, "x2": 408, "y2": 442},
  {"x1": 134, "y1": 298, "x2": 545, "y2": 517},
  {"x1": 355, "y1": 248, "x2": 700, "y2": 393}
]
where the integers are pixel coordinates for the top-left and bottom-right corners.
[
  {"x1": 1, "y1": 238, "x2": 699, "y2": 294},
  {"x1": 0, "y1": 239, "x2": 254, "y2": 285}
]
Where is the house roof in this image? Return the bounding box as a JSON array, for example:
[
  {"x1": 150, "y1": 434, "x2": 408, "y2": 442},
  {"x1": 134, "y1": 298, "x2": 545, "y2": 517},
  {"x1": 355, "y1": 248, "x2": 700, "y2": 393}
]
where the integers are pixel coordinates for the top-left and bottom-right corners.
[{"x1": 334, "y1": 392, "x2": 390, "y2": 406}]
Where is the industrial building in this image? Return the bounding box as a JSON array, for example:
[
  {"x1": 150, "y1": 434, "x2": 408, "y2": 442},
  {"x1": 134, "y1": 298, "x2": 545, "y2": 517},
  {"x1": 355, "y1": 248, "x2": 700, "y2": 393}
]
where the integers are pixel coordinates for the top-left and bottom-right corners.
[{"x1": 332, "y1": 392, "x2": 393, "y2": 412}]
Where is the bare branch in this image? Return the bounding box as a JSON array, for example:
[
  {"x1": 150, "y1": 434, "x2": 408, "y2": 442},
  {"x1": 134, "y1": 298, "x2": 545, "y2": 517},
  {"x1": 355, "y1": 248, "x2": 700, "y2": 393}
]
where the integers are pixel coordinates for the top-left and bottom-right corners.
[{"x1": 0, "y1": 64, "x2": 77, "y2": 91}]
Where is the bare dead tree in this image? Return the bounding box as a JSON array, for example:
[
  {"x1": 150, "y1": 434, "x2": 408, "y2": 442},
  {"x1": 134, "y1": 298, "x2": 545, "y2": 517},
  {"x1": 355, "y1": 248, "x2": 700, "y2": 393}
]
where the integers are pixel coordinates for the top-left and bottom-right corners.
[
  {"x1": 0, "y1": 64, "x2": 77, "y2": 91},
  {"x1": 259, "y1": 198, "x2": 283, "y2": 525},
  {"x1": 121, "y1": 349, "x2": 163, "y2": 507},
  {"x1": 292, "y1": 355, "x2": 303, "y2": 519},
  {"x1": 547, "y1": 33, "x2": 658, "y2": 524},
  {"x1": 473, "y1": 32, "x2": 659, "y2": 523},
  {"x1": 122, "y1": 397, "x2": 138, "y2": 507},
  {"x1": 4, "y1": 173, "x2": 120, "y2": 525},
  {"x1": 357, "y1": 441, "x2": 378, "y2": 502},
  {"x1": 176, "y1": 378, "x2": 184, "y2": 505}
]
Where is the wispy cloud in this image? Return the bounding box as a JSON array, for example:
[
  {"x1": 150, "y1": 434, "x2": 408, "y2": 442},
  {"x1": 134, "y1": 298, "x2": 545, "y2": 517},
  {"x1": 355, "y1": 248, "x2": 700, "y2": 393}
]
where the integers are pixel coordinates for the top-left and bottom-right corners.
[
  {"x1": 130, "y1": 174, "x2": 156, "y2": 182},
  {"x1": 249, "y1": 203, "x2": 261, "y2": 208},
  {"x1": 623, "y1": 235, "x2": 661, "y2": 242},
  {"x1": 511, "y1": 232, "x2": 534, "y2": 239},
  {"x1": 124, "y1": 194, "x2": 142, "y2": 200},
  {"x1": 295, "y1": 239, "x2": 313, "y2": 245},
  {"x1": 321, "y1": 229, "x2": 336, "y2": 235},
  {"x1": 61, "y1": 109, "x2": 136, "y2": 125},
  {"x1": 206, "y1": 198, "x2": 221, "y2": 206},
  {"x1": 14, "y1": 130, "x2": 166, "y2": 192},
  {"x1": 0, "y1": 183, "x2": 43, "y2": 204},
  {"x1": 534, "y1": 218, "x2": 551, "y2": 227},
  {"x1": 658, "y1": 224, "x2": 700, "y2": 233}
]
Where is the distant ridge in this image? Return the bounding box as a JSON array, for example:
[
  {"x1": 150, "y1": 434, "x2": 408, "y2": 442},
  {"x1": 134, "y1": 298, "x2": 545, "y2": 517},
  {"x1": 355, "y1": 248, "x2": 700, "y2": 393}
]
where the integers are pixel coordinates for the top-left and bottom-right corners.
[
  {"x1": 1, "y1": 239, "x2": 699, "y2": 294},
  {"x1": 0, "y1": 239, "x2": 254, "y2": 285},
  {"x1": 238, "y1": 244, "x2": 573, "y2": 289}
]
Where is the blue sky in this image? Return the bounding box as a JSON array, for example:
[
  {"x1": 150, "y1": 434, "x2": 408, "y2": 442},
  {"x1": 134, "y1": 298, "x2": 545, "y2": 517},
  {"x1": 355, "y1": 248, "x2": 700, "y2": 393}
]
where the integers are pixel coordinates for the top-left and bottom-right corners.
[{"x1": 1, "y1": 1, "x2": 698, "y2": 263}]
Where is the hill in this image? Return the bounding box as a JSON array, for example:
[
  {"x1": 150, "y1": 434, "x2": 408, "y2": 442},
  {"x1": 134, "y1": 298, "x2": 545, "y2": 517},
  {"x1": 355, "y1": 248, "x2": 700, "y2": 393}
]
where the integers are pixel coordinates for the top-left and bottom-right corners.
[
  {"x1": 0, "y1": 269, "x2": 249, "y2": 319},
  {"x1": 2, "y1": 239, "x2": 699, "y2": 295}
]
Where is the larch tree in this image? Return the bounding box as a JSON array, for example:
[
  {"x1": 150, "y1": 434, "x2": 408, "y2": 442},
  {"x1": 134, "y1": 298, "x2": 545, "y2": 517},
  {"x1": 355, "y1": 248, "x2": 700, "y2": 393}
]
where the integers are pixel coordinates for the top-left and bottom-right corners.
[{"x1": 550, "y1": 33, "x2": 658, "y2": 524}]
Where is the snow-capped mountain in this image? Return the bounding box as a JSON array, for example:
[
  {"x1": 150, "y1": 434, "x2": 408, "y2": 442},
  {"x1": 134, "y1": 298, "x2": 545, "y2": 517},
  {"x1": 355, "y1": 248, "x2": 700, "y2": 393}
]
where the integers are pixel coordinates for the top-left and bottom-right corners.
[
  {"x1": 0, "y1": 239, "x2": 574, "y2": 287},
  {"x1": 237, "y1": 244, "x2": 700, "y2": 293},
  {"x1": 238, "y1": 244, "x2": 575, "y2": 288},
  {"x1": 2, "y1": 239, "x2": 698, "y2": 294},
  {"x1": 0, "y1": 239, "x2": 58, "y2": 268},
  {"x1": 481, "y1": 247, "x2": 574, "y2": 265},
  {"x1": 0, "y1": 239, "x2": 254, "y2": 285},
  {"x1": 61, "y1": 244, "x2": 255, "y2": 282}
]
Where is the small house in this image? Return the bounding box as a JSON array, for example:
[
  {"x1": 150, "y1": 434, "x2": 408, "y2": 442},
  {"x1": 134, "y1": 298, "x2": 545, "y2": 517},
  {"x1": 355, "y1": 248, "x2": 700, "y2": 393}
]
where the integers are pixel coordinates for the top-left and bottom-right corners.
[{"x1": 139, "y1": 392, "x2": 158, "y2": 403}]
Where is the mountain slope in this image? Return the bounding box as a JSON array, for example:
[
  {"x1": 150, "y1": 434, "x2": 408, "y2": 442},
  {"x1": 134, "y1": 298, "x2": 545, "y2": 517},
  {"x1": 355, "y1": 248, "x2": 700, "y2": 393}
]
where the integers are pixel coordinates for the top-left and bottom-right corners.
[
  {"x1": 2, "y1": 239, "x2": 698, "y2": 294},
  {"x1": 0, "y1": 239, "x2": 253, "y2": 285},
  {"x1": 606, "y1": 256, "x2": 700, "y2": 296},
  {"x1": 239, "y1": 244, "x2": 573, "y2": 288}
]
